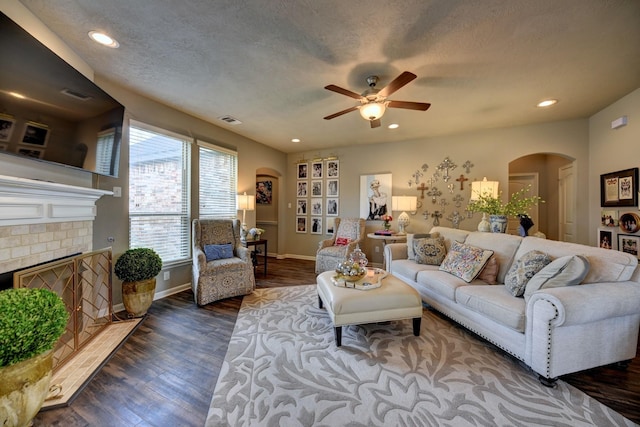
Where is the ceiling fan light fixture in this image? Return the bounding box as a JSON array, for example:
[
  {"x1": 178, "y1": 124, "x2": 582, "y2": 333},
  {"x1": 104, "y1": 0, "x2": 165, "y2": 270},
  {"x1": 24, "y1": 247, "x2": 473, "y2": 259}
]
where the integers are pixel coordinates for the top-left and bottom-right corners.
[{"x1": 359, "y1": 102, "x2": 386, "y2": 121}]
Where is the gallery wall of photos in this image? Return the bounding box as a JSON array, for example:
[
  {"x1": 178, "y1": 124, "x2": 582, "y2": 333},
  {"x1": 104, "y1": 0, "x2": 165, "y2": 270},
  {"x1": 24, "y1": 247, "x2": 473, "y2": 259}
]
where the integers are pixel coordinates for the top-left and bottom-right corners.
[{"x1": 296, "y1": 158, "x2": 340, "y2": 235}]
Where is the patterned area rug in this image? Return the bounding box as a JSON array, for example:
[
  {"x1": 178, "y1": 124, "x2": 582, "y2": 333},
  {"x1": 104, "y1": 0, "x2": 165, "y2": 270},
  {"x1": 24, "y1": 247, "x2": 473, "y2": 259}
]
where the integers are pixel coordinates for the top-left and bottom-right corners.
[{"x1": 207, "y1": 285, "x2": 635, "y2": 426}]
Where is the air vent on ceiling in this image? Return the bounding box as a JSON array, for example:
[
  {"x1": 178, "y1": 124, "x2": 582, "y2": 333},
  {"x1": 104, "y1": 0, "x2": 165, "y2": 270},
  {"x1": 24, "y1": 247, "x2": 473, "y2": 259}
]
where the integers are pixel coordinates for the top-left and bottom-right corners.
[
  {"x1": 60, "y1": 88, "x2": 92, "y2": 101},
  {"x1": 217, "y1": 115, "x2": 242, "y2": 125}
]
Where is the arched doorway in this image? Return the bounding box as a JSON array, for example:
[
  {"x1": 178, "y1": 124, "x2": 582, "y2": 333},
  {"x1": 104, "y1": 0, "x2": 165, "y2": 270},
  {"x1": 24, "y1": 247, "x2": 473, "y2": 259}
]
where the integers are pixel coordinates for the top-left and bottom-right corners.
[{"x1": 509, "y1": 153, "x2": 575, "y2": 241}]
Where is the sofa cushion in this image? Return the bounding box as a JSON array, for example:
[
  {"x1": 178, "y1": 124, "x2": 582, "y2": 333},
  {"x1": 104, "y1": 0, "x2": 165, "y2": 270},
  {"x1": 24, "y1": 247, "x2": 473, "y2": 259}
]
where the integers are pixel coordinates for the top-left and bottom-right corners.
[
  {"x1": 204, "y1": 243, "x2": 234, "y2": 261},
  {"x1": 335, "y1": 237, "x2": 351, "y2": 246},
  {"x1": 464, "y1": 232, "x2": 522, "y2": 284},
  {"x1": 504, "y1": 250, "x2": 551, "y2": 297},
  {"x1": 414, "y1": 236, "x2": 447, "y2": 265},
  {"x1": 439, "y1": 241, "x2": 494, "y2": 283},
  {"x1": 523, "y1": 255, "x2": 590, "y2": 302},
  {"x1": 407, "y1": 232, "x2": 439, "y2": 260},
  {"x1": 416, "y1": 269, "x2": 470, "y2": 301},
  {"x1": 477, "y1": 256, "x2": 499, "y2": 285},
  {"x1": 456, "y1": 285, "x2": 526, "y2": 332},
  {"x1": 392, "y1": 260, "x2": 438, "y2": 283}
]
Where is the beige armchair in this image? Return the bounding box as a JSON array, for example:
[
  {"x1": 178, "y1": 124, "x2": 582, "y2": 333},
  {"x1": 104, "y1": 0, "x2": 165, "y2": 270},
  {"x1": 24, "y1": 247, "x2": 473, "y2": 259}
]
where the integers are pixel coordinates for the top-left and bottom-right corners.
[
  {"x1": 315, "y1": 217, "x2": 366, "y2": 274},
  {"x1": 192, "y1": 219, "x2": 255, "y2": 306}
]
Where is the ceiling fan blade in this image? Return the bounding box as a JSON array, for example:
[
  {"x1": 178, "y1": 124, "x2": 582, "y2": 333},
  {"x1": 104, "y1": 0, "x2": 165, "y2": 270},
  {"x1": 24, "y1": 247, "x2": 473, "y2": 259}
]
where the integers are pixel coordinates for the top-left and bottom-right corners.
[
  {"x1": 387, "y1": 100, "x2": 431, "y2": 111},
  {"x1": 324, "y1": 84, "x2": 364, "y2": 100},
  {"x1": 323, "y1": 106, "x2": 359, "y2": 120},
  {"x1": 370, "y1": 119, "x2": 381, "y2": 128},
  {"x1": 377, "y1": 71, "x2": 417, "y2": 97}
]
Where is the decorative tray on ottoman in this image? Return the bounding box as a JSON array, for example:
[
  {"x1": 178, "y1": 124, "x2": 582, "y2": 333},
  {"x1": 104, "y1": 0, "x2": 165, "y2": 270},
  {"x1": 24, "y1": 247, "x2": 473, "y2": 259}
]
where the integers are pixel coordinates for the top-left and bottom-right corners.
[{"x1": 331, "y1": 268, "x2": 388, "y2": 291}]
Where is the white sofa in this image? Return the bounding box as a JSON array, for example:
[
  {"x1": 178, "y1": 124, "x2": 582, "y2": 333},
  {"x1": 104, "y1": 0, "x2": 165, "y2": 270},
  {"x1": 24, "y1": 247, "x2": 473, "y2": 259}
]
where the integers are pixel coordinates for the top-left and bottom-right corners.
[{"x1": 384, "y1": 226, "x2": 640, "y2": 384}]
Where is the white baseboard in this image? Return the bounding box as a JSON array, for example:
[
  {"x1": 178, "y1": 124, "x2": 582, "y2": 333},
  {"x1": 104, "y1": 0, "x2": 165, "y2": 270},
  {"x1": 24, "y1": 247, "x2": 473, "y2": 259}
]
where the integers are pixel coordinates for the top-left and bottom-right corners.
[{"x1": 113, "y1": 282, "x2": 191, "y2": 314}]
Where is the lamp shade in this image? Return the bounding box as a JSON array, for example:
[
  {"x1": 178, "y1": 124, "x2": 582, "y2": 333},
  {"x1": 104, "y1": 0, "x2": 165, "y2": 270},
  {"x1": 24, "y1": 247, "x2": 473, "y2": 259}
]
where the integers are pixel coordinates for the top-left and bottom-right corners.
[
  {"x1": 392, "y1": 196, "x2": 417, "y2": 212},
  {"x1": 237, "y1": 193, "x2": 255, "y2": 211},
  {"x1": 470, "y1": 177, "x2": 499, "y2": 201},
  {"x1": 359, "y1": 102, "x2": 386, "y2": 121}
]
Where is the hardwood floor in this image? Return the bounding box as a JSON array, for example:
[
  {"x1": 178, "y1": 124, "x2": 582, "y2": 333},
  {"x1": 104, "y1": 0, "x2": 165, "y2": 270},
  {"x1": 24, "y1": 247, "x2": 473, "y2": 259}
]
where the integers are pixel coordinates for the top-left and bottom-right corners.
[{"x1": 34, "y1": 258, "x2": 640, "y2": 426}]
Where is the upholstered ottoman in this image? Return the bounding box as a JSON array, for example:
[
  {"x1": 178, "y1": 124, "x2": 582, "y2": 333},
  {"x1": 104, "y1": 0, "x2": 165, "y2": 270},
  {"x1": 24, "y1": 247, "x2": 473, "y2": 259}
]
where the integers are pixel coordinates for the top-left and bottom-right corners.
[{"x1": 316, "y1": 270, "x2": 423, "y2": 346}]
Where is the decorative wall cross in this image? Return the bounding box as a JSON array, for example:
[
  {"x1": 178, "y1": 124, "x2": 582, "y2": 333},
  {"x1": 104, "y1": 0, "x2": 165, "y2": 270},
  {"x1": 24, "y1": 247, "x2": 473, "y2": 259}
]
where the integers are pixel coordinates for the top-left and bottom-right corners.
[
  {"x1": 453, "y1": 194, "x2": 464, "y2": 208},
  {"x1": 437, "y1": 157, "x2": 457, "y2": 182},
  {"x1": 431, "y1": 210, "x2": 442, "y2": 226},
  {"x1": 447, "y1": 210, "x2": 463, "y2": 229},
  {"x1": 456, "y1": 174, "x2": 468, "y2": 190},
  {"x1": 417, "y1": 183, "x2": 429, "y2": 199},
  {"x1": 462, "y1": 160, "x2": 474, "y2": 174},
  {"x1": 427, "y1": 187, "x2": 442, "y2": 203}
]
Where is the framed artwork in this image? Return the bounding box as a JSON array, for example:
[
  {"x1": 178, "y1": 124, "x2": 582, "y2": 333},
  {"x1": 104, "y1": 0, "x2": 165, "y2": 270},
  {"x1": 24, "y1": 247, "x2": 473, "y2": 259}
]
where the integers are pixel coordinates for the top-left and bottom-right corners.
[
  {"x1": 0, "y1": 143, "x2": 8, "y2": 151},
  {"x1": 310, "y1": 217, "x2": 322, "y2": 234},
  {"x1": 312, "y1": 161, "x2": 323, "y2": 179},
  {"x1": 326, "y1": 159, "x2": 339, "y2": 178},
  {"x1": 256, "y1": 180, "x2": 272, "y2": 204},
  {"x1": 311, "y1": 198, "x2": 323, "y2": 216},
  {"x1": 296, "y1": 180, "x2": 308, "y2": 197},
  {"x1": 618, "y1": 234, "x2": 640, "y2": 258},
  {"x1": 296, "y1": 216, "x2": 307, "y2": 233},
  {"x1": 297, "y1": 162, "x2": 309, "y2": 179},
  {"x1": 619, "y1": 212, "x2": 640, "y2": 233},
  {"x1": 311, "y1": 180, "x2": 323, "y2": 197},
  {"x1": 360, "y1": 173, "x2": 392, "y2": 220},
  {"x1": 16, "y1": 146, "x2": 45, "y2": 159},
  {"x1": 598, "y1": 229, "x2": 613, "y2": 249},
  {"x1": 21, "y1": 122, "x2": 49, "y2": 147},
  {"x1": 296, "y1": 199, "x2": 307, "y2": 215},
  {"x1": 601, "y1": 209, "x2": 619, "y2": 227},
  {"x1": 326, "y1": 198, "x2": 339, "y2": 216},
  {"x1": 0, "y1": 116, "x2": 16, "y2": 142},
  {"x1": 326, "y1": 217, "x2": 335, "y2": 235},
  {"x1": 600, "y1": 168, "x2": 638, "y2": 207},
  {"x1": 327, "y1": 179, "x2": 339, "y2": 197}
]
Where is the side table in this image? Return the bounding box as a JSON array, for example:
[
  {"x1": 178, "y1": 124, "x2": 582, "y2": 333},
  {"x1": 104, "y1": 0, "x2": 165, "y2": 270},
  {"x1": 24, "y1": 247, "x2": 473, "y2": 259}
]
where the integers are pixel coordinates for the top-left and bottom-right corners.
[
  {"x1": 366, "y1": 233, "x2": 407, "y2": 269},
  {"x1": 242, "y1": 239, "x2": 267, "y2": 277}
]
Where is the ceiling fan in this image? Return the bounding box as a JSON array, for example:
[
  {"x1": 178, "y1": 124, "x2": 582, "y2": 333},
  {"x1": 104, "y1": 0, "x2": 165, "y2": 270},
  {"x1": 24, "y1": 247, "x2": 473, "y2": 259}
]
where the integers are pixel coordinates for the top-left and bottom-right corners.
[{"x1": 323, "y1": 71, "x2": 431, "y2": 128}]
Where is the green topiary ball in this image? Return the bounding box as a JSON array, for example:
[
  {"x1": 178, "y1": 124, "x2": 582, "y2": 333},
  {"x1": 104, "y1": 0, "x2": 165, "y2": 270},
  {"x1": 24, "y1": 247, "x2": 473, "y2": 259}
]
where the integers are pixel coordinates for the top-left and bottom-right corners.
[
  {"x1": 114, "y1": 248, "x2": 163, "y2": 282},
  {"x1": 0, "y1": 288, "x2": 69, "y2": 367}
]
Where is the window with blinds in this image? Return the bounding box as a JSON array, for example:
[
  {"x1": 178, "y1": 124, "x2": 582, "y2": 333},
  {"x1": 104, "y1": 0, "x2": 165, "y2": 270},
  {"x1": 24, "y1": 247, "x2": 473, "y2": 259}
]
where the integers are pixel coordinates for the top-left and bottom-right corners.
[
  {"x1": 128, "y1": 121, "x2": 191, "y2": 263},
  {"x1": 198, "y1": 141, "x2": 238, "y2": 218}
]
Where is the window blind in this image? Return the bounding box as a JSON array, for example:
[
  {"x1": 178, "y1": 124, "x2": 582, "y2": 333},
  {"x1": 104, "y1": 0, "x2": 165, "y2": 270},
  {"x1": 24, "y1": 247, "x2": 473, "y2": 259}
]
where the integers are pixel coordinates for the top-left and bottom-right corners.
[
  {"x1": 129, "y1": 121, "x2": 191, "y2": 263},
  {"x1": 198, "y1": 140, "x2": 237, "y2": 218}
]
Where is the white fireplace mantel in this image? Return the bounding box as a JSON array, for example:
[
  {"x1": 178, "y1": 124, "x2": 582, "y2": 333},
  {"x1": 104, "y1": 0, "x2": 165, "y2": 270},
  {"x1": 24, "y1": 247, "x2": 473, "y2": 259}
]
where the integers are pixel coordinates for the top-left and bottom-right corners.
[{"x1": 0, "y1": 174, "x2": 113, "y2": 226}]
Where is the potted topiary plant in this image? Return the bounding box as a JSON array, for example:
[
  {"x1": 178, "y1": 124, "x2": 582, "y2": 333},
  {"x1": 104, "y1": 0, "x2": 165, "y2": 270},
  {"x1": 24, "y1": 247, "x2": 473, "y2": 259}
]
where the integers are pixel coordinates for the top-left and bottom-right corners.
[
  {"x1": 114, "y1": 248, "x2": 163, "y2": 318},
  {"x1": 0, "y1": 287, "x2": 68, "y2": 426},
  {"x1": 468, "y1": 185, "x2": 543, "y2": 233}
]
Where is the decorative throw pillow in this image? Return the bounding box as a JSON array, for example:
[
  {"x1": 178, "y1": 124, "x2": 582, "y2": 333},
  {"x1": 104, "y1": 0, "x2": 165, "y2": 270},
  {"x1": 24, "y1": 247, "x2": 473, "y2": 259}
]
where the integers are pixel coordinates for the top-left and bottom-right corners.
[
  {"x1": 523, "y1": 255, "x2": 590, "y2": 302},
  {"x1": 504, "y1": 250, "x2": 552, "y2": 297},
  {"x1": 204, "y1": 243, "x2": 234, "y2": 261},
  {"x1": 477, "y1": 256, "x2": 499, "y2": 285},
  {"x1": 413, "y1": 236, "x2": 447, "y2": 265},
  {"x1": 407, "y1": 232, "x2": 439, "y2": 260},
  {"x1": 335, "y1": 237, "x2": 351, "y2": 246},
  {"x1": 439, "y1": 241, "x2": 494, "y2": 283}
]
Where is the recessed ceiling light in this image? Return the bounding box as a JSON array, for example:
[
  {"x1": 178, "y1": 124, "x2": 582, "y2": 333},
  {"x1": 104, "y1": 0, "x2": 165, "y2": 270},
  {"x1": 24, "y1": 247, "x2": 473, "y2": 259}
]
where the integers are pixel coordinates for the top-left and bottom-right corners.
[
  {"x1": 388, "y1": 123, "x2": 399, "y2": 129},
  {"x1": 88, "y1": 31, "x2": 119, "y2": 48},
  {"x1": 9, "y1": 92, "x2": 25, "y2": 99},
  {"x1": 536, "y1": 99, "x2": 558, "y2": 108},
  {"x1": 291, "y1": 138, "x2": 301, "y2": 143}
]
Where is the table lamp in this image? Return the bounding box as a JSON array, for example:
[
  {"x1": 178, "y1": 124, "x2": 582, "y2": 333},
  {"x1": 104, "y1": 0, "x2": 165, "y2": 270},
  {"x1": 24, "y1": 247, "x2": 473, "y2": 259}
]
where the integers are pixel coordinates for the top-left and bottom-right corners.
[
  {"x1": 391, "y1": 196, "x2": 417, "y2": 235},
  {"x1": 237, "y1": 192, "x2": 255, "y2": 241},
  {"x1": 470, "y1": 177, "x2": 499, "y2": 232}
]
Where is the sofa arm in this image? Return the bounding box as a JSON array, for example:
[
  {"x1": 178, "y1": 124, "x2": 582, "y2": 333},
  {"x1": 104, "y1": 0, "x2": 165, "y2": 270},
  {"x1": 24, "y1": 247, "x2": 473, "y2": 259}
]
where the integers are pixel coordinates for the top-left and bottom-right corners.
[
  {"x1": 527, "y1": 281, "x2": 640, "y2": 326},
  {"x1": 383, "y1": 243, "x2": 408, "y2": 270}
]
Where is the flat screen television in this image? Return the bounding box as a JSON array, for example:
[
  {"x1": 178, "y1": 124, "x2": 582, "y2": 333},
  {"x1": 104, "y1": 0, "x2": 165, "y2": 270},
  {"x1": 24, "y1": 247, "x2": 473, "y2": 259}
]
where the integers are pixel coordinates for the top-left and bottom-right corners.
[{"x1": 0, "y1": 12, "x2": 125, "y2": 177}]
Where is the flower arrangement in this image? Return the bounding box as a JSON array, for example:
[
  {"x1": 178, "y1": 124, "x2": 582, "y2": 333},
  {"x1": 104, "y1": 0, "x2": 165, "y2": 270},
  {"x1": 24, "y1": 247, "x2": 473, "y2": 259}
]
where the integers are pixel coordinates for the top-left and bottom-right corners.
[
  {"x1": 467, "y1": 185, "x2": 543, "y2": 217},
  {"x1": 381, "y1": 214, "x2": 393, "y2": 230},
  {"x1": 249, "y1": 227, "x2": 265, "y2": 238}
]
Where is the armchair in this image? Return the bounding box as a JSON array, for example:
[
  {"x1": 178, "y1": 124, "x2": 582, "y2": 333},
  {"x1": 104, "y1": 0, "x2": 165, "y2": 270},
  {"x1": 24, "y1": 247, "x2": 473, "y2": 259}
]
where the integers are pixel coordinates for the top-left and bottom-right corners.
[
  {"x1": 315, "y1": 217, "x2": 366, "y2": 274},
  {"x1": 192, "y1": 219, "x2": 255, "y2": 306}
]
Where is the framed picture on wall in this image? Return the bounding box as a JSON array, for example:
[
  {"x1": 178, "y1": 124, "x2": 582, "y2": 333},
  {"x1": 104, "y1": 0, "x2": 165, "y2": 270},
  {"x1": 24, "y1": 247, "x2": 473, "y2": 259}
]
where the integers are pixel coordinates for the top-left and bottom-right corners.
[
  {"x1": 601, "y1": 209, "x2": 619, "y2": 227},
  {"x1": 618, "y1": 234, "x2": 640, "y2": 258},
  {"x1": 326, "y1": 198, "x2": 339, "y2": 216},
  {"x1": 327, "y1": 179, "x2": 339, "y2": 197},
  {"x1": 296, "y1": 216, "x2": 307, "y2": 233},
  {"x1": 16, "y1": 146, "x2": 45, "y2": 159},
  {"x1": 311, "y1": 180, "x2": 323, "y2": 197},
  {"x1": 296, "y1": 180, "x2": 308, "y2": 197},
  {"x1": 312, "y1": 161, "x2": 323, "y2": 179},
  {"x1": 0, "y1": 116, "x2": 16, "y2": 142},
  {"x1": 360, "y1": 173, "x2": 392, "y2": 220},
  {"x1": 0, "y1": 143, "x2": 8, "y2": 151},
  {"x1": 256, "y1": 180, "x2": 272, "y2": 204},
  {"x1": 598, "y1": 228, "x2": 613, "y2": 249},
  {"x1": 296, "y1": 199, "x2": 307, "y2": 215},
  {"x1": 326, "y1": 159, "x2": 339, "y2": 178},
  {"x1": 325, "y1": 217, "x2": 335, "y2": 235},
  {"x1": 297, "y1": 162, "x2": 309, "y2": 179},
  {"x1": 310, "y1": 217, "x2": 322, "y2": 234},
  {"x1": 311, "y1": 198, "x2": 322, "y2": 216},
  {"x1": 600, "y1": 168, "x2": 638, "y2": 207},
  {"x1": 20, "y1": 122, "x2": 49, "y2": 147}
]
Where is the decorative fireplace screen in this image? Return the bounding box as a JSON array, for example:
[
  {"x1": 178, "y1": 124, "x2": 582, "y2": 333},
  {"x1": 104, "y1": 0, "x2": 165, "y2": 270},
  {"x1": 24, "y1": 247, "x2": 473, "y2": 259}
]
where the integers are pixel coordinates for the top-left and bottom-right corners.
[{"x1": 13, "y1": 248, "x2": 112, "y2": 371}]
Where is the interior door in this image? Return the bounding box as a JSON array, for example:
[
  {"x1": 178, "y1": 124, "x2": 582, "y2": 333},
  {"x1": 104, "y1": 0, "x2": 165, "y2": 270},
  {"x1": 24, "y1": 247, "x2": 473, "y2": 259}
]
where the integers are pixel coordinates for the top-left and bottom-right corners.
[
  {"x1": 558, "y1": 162, "x2": 577, "y2": 242},
  {"x1": 508, "y1": 173, "x2": 539, "y2": 235}
]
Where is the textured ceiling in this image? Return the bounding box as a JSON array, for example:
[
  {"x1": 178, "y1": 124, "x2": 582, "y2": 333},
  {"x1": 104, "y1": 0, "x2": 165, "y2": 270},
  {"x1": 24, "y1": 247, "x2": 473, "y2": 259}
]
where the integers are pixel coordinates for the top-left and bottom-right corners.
[{"x1": 17, "y1": 0, "x2": 640, "y2": 153}]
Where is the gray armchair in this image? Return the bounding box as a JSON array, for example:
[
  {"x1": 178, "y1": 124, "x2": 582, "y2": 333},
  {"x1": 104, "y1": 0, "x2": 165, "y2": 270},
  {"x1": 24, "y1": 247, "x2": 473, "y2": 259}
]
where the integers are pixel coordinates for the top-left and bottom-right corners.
[
  {"x1": 192, "y1": 219, "x2": 255, "y2": 306},
  {"x1": 315, "y1": 217, "x2": 366, "y2": 274}
]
